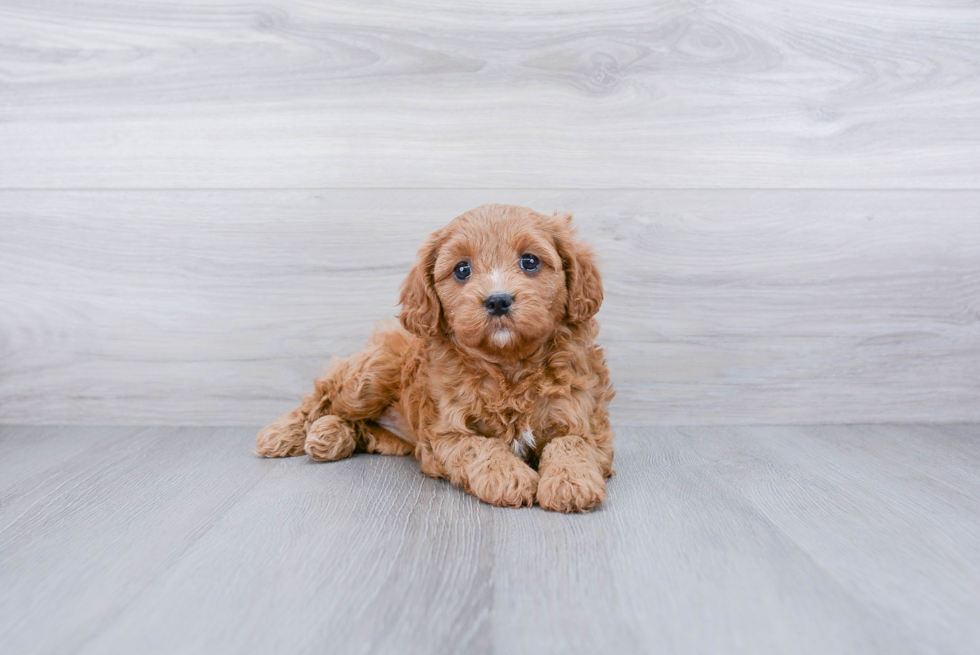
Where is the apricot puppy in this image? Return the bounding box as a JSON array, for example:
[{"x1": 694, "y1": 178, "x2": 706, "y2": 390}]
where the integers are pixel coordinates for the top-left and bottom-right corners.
[{"x1": 256, "y1": 204, "x2": 615, "y2": 512}]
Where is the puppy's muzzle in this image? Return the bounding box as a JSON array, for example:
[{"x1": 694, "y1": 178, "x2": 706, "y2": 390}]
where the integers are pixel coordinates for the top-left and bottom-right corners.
[{"x1": 484, "y1": 293, "x2": 513, "y2": 317}]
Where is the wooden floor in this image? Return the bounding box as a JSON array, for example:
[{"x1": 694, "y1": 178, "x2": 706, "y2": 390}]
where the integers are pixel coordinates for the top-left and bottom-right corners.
[{"x1": 2, "y1": 425, "x2": 977, "y2": 655}]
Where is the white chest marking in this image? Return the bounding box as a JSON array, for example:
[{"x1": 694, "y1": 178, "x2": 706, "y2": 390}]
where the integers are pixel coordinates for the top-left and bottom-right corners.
[{"x1": 511, "y1": 429, "x2": 537, "y2": 460}]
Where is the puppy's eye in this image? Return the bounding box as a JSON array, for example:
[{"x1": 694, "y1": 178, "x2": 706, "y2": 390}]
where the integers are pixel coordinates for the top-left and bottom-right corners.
[
  {"x1": 520, "y1": 254, "x2": 540, "y2": 272},
  {"x1": 453, "y1": 261, "x2": 472, "y2": 281}
]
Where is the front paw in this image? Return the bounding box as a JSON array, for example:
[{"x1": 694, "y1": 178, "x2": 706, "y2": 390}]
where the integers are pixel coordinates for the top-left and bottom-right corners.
[
  {"x1": 467, "y1": 456, "x2": 539, "y2": 509},
  {"x1": 537, "y1": 463, "x2": 606, "y2": 513}
]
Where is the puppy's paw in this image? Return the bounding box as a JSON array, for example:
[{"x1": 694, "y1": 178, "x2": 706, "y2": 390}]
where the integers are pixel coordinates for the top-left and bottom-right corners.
[
  {"x1": 256, "y1": 414, "x2": 307, "y2": 458},
  {"x1": 537, "y1": 463, "x2": 606, "y2": 513},
  {"x1": 467, "y1": 456, "x2": 539, "y2": 509},
  {"x1": 305, "y1": 415, "x2": 357, "y2": 462}
]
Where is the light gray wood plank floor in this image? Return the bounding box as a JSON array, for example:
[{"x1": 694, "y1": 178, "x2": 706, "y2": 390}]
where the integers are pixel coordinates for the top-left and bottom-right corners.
[{"x1": 1, "y1": 425, "x2": 977, "y2": 655}]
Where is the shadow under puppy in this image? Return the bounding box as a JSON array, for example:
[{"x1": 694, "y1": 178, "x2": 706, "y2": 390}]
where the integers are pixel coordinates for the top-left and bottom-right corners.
[{"x1": 256, "y1": 204, "x2": 615, "y2": 512}]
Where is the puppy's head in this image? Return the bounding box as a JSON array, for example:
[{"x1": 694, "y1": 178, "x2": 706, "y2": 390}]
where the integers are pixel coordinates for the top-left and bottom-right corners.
[{"x1": 398, "y1": 204, "x2": 602, "y2": 356}]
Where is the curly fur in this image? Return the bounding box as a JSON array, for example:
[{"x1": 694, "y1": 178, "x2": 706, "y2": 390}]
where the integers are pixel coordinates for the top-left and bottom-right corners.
[{"x1": 256, "y1": 204, "x2": 615, "y2": 512}]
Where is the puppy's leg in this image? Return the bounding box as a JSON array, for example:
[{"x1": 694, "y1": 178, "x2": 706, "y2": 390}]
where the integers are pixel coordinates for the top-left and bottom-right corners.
[
  {"x1": 423, "y1": 435, "x2": 538, "y2": 508},
  {"x1": 305, "y1": 417, "x2": 412, "y2": 461},
  {"x1": 358, "y1": 421, "x2": 414, "y2": 456},
  {"x1": 256, "y1": 325, "x2": 410, "y2": 458},
  {"x1": 536, "y1": 435, "x2": 607, "y2": 513},
  {"x1": 310, "y1": 327, "x2": 409, "y2": 425}
]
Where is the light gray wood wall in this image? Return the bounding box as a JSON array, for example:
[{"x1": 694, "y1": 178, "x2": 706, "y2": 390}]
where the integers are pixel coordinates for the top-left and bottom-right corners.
[
  {"x1": 1, "y1": 1, "x2": 977, "y2": 424},
  {"x1": 3, "y1": 0, "x2": 980, "y2": 189}
]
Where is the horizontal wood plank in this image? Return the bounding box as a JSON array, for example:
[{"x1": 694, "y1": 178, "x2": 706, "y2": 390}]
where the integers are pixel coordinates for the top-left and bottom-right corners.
[
  {"x1": 1, "y1": 0, "x2": 979, "y2": 188},
  {"x1": 1, "y1": 189, "x2": 977, "y2": 424}
]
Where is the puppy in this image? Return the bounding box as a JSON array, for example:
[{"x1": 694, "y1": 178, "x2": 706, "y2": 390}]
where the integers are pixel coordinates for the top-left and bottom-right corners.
[{"x1": 256, "y1": 204, "x2": 615, "y2": 512}]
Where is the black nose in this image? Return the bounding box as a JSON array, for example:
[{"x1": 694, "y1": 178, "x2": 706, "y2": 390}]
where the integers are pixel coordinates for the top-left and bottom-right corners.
[{"x1": 484, "y1": 293, "x2": 513, "y2": 317}]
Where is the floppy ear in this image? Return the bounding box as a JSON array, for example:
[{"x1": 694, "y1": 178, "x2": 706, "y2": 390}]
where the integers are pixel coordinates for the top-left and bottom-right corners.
[
  {"x1": 551, "y1": 215, "x2": 603, "y2": 324},
  {"x1": 398, "y1": 229, "x2": 444, "y2": 337}
]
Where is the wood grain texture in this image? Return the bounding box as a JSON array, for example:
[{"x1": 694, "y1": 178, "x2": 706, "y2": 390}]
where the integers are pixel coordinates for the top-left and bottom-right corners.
[
  {"x1": 682, "y1": 424, "x2": 980, "y2": 655},
  {"x1": 2, "y1": 425, "x2": 978, "y2": 654},
  {"x1": 75, "y1": 452, "x2": 495, "y2": 655},
  {"x1": 1, "y1": 0, "x2": 979, "y2": 188},
  {"x1": 2, "y1": 190, "x2": 977, "y2": 425},
  {"x1": 0, "y1": 427, "x2": 271, "y2": 655},
  {"x1": 493, "y1": 427, "x2": 909, "y2": 655}
]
